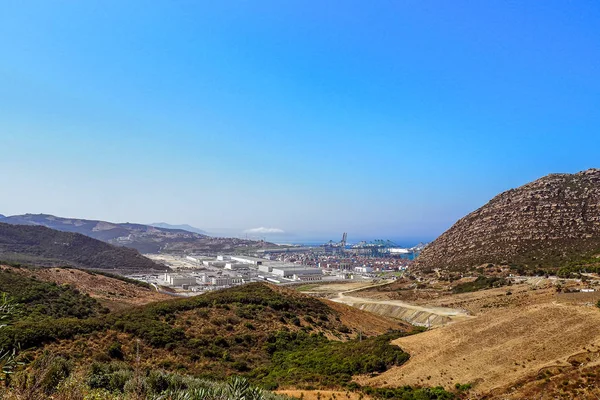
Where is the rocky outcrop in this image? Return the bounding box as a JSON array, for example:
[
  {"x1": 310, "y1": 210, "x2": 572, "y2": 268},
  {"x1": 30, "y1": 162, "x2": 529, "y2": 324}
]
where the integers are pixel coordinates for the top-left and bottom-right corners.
[{"x1": 414, "y1": 169, "x2": 600, "y2": 272}]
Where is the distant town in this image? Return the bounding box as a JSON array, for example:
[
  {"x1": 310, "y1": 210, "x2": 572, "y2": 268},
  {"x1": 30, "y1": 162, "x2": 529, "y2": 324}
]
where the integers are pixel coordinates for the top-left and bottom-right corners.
[{"x1": 129, "y1": 235, "x2": 424, "y2": 295}]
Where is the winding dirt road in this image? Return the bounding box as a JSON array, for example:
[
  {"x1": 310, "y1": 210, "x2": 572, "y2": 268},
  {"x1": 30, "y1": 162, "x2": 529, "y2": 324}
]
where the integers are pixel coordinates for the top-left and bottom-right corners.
[{"x1": 329, "y1": 282, "x2": 472, "y2": 327}]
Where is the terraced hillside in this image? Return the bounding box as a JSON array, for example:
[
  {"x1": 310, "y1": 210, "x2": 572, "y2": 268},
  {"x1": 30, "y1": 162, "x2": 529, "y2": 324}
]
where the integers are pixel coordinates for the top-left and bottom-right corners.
[{"x1": 414, "y1": 168, "x2": 600, "y2": 273}]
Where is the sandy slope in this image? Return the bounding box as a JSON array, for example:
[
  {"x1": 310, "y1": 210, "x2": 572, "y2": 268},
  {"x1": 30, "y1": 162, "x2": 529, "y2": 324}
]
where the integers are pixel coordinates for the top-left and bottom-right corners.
[
  {"x1": 357, "y1": 296, "x2": 600, "y2": 396},
  {"x1": 331, "y1": 293, "x2": 472, "y2": 327}
]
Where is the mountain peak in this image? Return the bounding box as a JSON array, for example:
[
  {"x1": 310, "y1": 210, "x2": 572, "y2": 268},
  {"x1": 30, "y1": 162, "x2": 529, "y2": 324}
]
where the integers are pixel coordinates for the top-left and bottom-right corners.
[{"x1": 414, "y1": 169, "x2": 600, "y2": 273}]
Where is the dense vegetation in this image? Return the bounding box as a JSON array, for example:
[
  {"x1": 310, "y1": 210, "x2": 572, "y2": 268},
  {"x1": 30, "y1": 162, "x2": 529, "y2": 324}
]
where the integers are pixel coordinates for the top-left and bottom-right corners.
[
  {"x1": 0, "y1": 268, "x2": 105, "y2": 320},
  {"x1": 362, "y1": 385, "x2": 455, "y2": 400},
  {"x1": 556, "y1": 256, "x2": 600, "y2": 278},
  {"x1": 452, "y1": 276, "x2": 509, "y2": 294},
  {"x1": 0, "y1": 283, "x2": 381, "y2": 377},
  {"x1": 256, "y1": 331, "x2": 409, "y2": 389},
  {"x1": 3, "y1": 355, "x2": 457, "y2": 400},
  {"x1": 0, "y1": 222, "x2": 163, "y2": 271},
  {"x1": 0, "y1": 273, "x2": 457, "y2": 399},
  {"x1": 76, "y1": 267, "x2": 154, "y2": 289},
  {"x1": 3, "y1": 355, "x2": 284, "y2": 400}
]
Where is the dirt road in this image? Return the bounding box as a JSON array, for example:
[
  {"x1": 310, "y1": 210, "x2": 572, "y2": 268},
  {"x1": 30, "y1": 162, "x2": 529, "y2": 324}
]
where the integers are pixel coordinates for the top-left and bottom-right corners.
[{"x1": 307, "y1": 280, "x2": 471, "y2": 327}]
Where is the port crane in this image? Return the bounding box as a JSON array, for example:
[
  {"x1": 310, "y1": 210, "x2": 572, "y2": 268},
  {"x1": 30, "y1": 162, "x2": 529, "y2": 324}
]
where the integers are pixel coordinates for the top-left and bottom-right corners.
[{"x1": 322, "y1": 232, "x2": 348, "y2": 254}]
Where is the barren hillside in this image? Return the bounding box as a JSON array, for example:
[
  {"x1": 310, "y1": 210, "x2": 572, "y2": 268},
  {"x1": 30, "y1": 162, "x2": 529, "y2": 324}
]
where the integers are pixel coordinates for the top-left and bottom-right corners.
[
  {"x1": 356, "y1": 282, "x2": 600, "y2": 398},
  {"x1": 414, "y1": 168, "x2": 600, "y2": 273}
]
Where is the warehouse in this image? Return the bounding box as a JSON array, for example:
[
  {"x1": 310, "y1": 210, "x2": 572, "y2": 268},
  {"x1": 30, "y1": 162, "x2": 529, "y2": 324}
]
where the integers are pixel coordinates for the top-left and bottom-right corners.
[
  {"x1": 258, "y1": 264, "x2": 273, "y2": 273},
  {"x1": 271, "y1": 266, "x2": 322, "y2": 278},
  {"x1": 164, "y1": 273, "x2": 197, "y2": 286},
  {"x1": 224, "y1": 262, "x2": 247, "y2": 270}
]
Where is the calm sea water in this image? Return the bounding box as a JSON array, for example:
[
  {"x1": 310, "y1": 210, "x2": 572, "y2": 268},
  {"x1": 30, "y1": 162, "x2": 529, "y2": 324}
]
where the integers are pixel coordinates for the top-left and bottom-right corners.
[{"x1": 277, "y1": 238, "x2": 429, "y2": 248}]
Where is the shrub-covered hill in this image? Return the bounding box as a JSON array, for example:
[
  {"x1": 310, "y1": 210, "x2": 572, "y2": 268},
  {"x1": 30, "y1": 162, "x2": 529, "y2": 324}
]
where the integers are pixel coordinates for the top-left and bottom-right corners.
[
  {"x1": 0, "y1": 222, "x2": 164, "y2": 271},
  {"x1": 0, "y1": 267, "x2": 107, "y2": 320},
  {"x1": 0, "y1": 280, "x2": 415, "y2": 391},
  {"x1": 0, "y1": 264, "x2": 169, "y2": 311}
]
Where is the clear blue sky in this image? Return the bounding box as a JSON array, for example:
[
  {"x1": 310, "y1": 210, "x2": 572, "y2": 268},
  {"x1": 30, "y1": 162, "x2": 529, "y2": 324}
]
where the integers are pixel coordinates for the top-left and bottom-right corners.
[{"x1": 1, "y1": 1, "x2": 599, "y2": 244}]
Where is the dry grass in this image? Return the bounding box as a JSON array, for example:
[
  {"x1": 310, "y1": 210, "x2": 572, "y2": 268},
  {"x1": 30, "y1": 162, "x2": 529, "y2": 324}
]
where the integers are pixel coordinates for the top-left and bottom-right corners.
[
  {"x1": 276, "y1": 390, "x2": 371, "y2": 400},
  {"x1": 323, "y1": 300, "x2": 410, "y2": 337},
  {"x1": 2, "y1": 265, "x2": 169, "y2": 310},
  {"x1": 356, "y1": 284, "x2": 600, "y2": 398}
]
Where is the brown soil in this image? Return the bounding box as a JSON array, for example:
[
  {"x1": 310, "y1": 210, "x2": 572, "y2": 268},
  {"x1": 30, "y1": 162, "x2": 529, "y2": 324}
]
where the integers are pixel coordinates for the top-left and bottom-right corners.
[
  {"x1": 2, "y1": 265, "x2": 169, "y2": 310},
  {"x1": 355, "y1": 283, "x2": 600, "y2": 398},
  {"x1": 323, "y1": 300, "x2": 411, "y2": 337},
  {"x1": 273, "y1": 284, "x2": 411, "y2": 336},
  {"x1": 276, "y1": 390, "x2": 371, "y2": 400}
]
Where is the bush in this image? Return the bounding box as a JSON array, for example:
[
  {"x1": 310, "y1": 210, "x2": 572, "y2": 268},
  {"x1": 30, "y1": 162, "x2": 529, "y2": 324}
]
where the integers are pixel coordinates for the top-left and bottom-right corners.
[
  {"x1": 35, "y1": 356, "x2": 72, "y2": 395},
  {"x1": 258, "y1": 331, "x2": 410, "y2": 387},
  {"x1": 453, "y1": 276, "x2": 508, "y2": 294},
  {"x1": 107, "y1": 342, "x2": 124, "y2": 360}
]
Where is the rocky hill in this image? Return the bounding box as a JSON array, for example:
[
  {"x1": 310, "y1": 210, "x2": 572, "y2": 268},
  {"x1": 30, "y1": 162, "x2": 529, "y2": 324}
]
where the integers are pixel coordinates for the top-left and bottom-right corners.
[
  {"x1": 414, "y1": 168, "x2": 600, "y2": 273},
  {"x1": 0, "y1": 222, "x2": 165, "y2": 271},
  {"x1": 0, "y1": 214, "x2": 269, "y2": 253}
]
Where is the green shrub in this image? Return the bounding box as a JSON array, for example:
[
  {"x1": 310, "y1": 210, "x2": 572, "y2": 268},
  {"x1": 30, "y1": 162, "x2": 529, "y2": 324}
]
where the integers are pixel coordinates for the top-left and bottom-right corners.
[
  {"x1": 257, "y1": 331, "x2": 409, "y2": 387},
  {"x1": 107, "y1": 342, "x2": 124, "y2": 360},
  {"x1": 453, "y1": 276, "x2": 508, "y2": 294}
]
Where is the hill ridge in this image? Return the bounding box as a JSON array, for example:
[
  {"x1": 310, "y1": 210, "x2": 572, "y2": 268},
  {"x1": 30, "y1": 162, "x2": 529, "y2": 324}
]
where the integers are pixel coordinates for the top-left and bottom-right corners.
[
  {"x1": 0, "y1": 222, "x2": 164, "y2": 271},
  {"x1": 414, "y1": 168, "x2": 600, "y2": 272},
  {"x1": 0, "y1": 213, "x2": 270, "y2": 253}
]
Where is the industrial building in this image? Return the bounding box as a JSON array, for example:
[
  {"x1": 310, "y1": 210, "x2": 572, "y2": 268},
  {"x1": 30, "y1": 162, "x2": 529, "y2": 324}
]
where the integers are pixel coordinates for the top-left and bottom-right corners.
[
  {"x1": 211, "y1": 277, "x2": 244, "y2": 286},
  {"x1": 229, "y1": 256, "x2": 265, "y2": 265},
  {"x1": 202, "y1": 260, "x2": 226, "y2": 267},
  {"x1": 271, "y1": 266, "x2": 322, "y2": 278},
  {"x1": 164, "y1": 273, "x2": 198, "y2": 286},
  {"x1": 258, "y1": 264, "x2": 273, "y2": 273},
  {"x1": 293, "y1": 274, "x2": 323, "y2": 281},
  {"x1": 224, "y1": 262, "x2": 248, "y2": 270}
]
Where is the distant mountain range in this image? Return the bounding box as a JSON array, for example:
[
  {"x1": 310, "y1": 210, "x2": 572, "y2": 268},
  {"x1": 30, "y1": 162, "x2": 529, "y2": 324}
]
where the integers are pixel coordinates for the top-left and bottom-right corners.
[
  {"x1": 0, "y1": 213, "x2": 271, "y2": 254},
  {"x1": 414, "y1": 168, "x2": 600, "y2": 273},
  {"x1": 0, "y1": 222, "x2": 164, "y2": 271},
  {"x1": 149, "y1": 222, "x2": 208, "y2": 235}
]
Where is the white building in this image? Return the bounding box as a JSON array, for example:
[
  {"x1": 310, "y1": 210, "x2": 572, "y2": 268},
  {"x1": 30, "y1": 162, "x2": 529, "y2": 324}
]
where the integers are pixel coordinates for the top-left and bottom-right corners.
[
  {"x1": 293, "y1": 274, "x2": 323, "y2": 281},
  {"x1": 224, "y1": 262, "x2": 246, "y2": 270},
  {"x1": 202, "y1": 260, "x2": 226, "y2": 267},
  {"x1": 230, "y1": 256, "x2": 265, "y2": 265},
  {"x1": 164, "y1": 273, "x2": 197, "y2": 286},
  {"x1": 272, "y1": 267, "x2": 322, "y2": 278},
  {"x1": 258, "y1": 265, "x2": 273, "y2": 273},
  {"x1": 210, "y1": 277, "x2": 244, "y2": 286}
]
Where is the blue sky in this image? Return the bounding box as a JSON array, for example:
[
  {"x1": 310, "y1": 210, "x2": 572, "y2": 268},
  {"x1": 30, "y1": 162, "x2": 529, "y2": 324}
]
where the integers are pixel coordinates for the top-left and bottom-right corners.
[{"x1": 1, "y1": 1, "x2": 599, "y2": 244}]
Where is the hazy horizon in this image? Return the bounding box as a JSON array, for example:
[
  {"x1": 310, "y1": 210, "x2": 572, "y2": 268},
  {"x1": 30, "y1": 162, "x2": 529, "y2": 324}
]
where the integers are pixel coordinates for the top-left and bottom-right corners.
[{"x1": 2, "y1": 2, "x2": 599, "y2": 242}]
